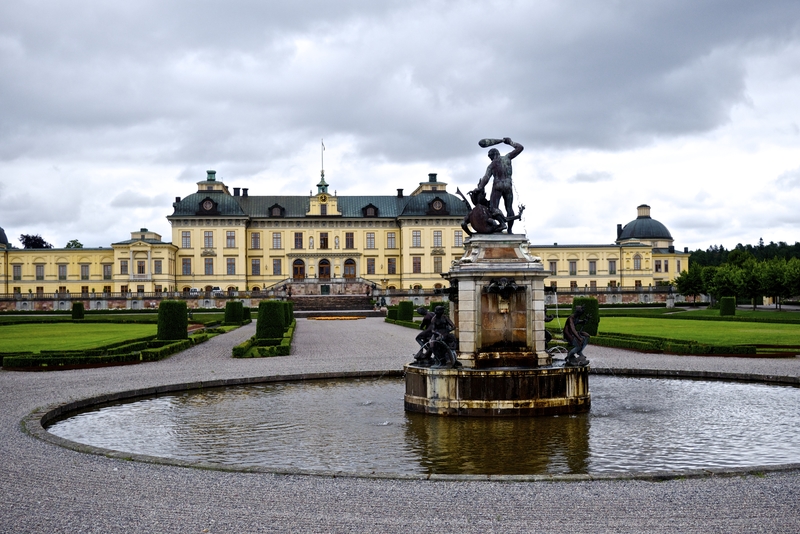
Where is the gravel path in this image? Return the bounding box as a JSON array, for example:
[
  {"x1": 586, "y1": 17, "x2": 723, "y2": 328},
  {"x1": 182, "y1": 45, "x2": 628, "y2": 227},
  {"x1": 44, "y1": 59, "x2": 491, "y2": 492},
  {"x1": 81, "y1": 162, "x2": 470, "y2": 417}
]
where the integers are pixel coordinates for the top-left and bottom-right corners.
[{"x1": 2, "y1": 318, "x2": 800, "y2": 533}]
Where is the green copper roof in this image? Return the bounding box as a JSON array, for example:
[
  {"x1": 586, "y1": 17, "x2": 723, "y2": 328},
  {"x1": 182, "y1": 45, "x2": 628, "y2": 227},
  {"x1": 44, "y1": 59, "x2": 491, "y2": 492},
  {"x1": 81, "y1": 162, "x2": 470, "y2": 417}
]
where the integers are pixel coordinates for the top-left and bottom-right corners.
[
  {"x1": 618, "y1": 215, "x2": 673, "y2": 241},
  {"x1": 169, "y1": 191, "x2": 469, "y2": 219}
]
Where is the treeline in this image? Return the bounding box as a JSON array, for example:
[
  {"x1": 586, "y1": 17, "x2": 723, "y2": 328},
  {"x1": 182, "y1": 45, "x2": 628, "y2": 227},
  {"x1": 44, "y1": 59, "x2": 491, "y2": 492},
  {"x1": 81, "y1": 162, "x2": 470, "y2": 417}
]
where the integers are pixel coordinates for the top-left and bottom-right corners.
[
  {"x1": 675, "y1": 256, "x2": 800, "y2": 309},
  {"x1": 690, "y1": 239, "x2": 800, "y2": 267}
]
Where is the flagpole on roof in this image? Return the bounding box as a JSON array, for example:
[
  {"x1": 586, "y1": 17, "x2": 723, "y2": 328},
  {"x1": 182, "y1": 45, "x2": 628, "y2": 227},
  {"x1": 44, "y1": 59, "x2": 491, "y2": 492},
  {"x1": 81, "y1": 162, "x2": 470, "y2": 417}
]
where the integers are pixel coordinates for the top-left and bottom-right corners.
[{"x1": 321, "y1": 138, "x2": 325, "y2": 179}]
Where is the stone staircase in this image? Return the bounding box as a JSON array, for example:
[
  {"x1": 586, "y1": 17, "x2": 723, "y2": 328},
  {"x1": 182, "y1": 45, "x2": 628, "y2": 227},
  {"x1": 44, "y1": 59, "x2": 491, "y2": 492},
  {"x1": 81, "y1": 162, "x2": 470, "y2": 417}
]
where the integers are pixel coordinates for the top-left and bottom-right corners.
[{"x1": 288, "y1": 295, "x2": 383, "y2": 316}]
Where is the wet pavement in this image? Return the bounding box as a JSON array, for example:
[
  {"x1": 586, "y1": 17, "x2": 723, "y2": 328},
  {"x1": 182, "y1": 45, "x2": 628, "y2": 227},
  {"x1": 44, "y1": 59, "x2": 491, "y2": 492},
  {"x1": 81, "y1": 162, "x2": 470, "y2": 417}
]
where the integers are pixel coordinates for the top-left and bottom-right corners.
[{"x1": 2, "y1": 317, "x2": 799, "y2": 533}]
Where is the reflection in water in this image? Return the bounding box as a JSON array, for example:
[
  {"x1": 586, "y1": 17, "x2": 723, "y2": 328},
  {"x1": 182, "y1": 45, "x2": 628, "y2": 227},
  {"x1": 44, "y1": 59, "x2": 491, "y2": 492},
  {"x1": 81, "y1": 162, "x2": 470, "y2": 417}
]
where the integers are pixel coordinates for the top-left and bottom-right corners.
[
  {"x1": 48, "y1": 377, "x2": 800, "y2": 475},
  {"x1": 405, "y1": 410, "x2": 589, "y2": 475}
]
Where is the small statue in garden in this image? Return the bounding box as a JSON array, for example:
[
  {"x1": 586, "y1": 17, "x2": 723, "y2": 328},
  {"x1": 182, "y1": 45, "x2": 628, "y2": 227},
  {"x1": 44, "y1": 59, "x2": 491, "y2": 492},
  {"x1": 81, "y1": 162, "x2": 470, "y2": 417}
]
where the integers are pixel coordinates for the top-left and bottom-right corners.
[
  {"x1": 413, "y1": 307, "x2": 436, "y2": 365},
  {"x1": 428, "y1": 306, "x2": 460, "y2": 368},
  {"x1": 563, "y1": 305, "x2": 590, "y2": 367},
  {"x1": 412, "y1": 306, "x2": 459, "y2": 368}
]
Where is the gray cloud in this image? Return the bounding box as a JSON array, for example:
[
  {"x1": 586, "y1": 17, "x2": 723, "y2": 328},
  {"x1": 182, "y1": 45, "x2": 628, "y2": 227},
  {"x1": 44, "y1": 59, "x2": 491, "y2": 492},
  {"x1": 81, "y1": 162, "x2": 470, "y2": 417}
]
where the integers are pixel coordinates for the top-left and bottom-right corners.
[
  {"x1": 110, "y1": 191, "x2": 170, "y2": 208},
  {"x1": 1, "y1": 0, "x2": 800, "y2": 250},
  {"x1": 776, "y1": 167, "x2": 800, "y2": 188},
  {"x1": 570, "y1": 171, "x2": 613, "y2": 183}
]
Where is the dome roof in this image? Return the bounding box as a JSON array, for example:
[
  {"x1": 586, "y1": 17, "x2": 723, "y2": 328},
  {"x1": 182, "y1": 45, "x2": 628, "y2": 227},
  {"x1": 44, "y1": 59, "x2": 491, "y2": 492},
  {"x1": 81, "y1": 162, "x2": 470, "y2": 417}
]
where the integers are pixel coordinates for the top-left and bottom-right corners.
[
  {"x1": 0, "y1": 226, "x2": 9, "y2": 247},
  {"x1": 617, "y1": 205, "x2": 672, "y2": 242}
]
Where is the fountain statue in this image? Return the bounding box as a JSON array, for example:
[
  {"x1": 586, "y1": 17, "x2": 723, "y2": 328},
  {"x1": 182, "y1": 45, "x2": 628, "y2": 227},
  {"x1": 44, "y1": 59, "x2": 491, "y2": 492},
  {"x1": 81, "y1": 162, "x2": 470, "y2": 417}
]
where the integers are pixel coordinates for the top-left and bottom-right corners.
[{"x1": 404, "y1": 138, "x2": 591, "y2": 416}]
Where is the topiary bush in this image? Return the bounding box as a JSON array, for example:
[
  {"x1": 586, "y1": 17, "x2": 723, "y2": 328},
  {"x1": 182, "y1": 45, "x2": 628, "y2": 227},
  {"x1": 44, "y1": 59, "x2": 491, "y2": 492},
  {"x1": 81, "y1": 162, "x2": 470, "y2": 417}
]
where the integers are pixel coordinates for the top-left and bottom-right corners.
[
  {"x1": 398, "y1": 301, "x2": 415, "y2": 322},
  {"x1": 719, "y1": 296, "x2": 736, "y2": 316},
  {"x1": 224, "y1": 301, "x2": 244, "y2": 324},
  {"x1": 283, "y1": 300, "x2": 293, "y2": 326},
  {"x1": 429, "y1": 300, "x2": 449, "y2": 316},
  {"x1": 243, "y1": 307, "x2": 252, "y2": 322},
  {"x1": 256, "y1": 300, "x2": 286, "y2": 339},
  {"x1": 157, "y1": 300, "x2": 188, "y2": 340},
  {"x1": 71, "y1": 302, "x2": 85, "y2": 320},
  {"x1": 572, "y1": 297, "x2": 600, "y2": 336}
]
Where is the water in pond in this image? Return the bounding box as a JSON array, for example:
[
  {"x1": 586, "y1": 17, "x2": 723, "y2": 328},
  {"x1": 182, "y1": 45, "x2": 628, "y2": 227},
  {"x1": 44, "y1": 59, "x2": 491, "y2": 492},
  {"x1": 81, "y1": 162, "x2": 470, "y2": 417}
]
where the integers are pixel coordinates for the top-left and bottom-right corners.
[{"x1": 48, "y1": 376, "x2": 800, "y2": 475}]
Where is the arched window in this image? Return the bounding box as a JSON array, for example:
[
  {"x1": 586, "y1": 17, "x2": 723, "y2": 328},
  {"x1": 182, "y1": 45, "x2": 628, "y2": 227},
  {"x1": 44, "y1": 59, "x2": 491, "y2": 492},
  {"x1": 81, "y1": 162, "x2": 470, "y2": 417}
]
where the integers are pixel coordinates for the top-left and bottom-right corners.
[
  {"x1": 633, "y1": 254, "x2": 642, "y2": 270},
  {"x1": 293, "y1": 260, "x2": 305, "y2": 280},
  {"x1": 271, "y1": 206, "x2": 282, "y2": 217},
  {"x1": 344, "y1": 259, "x2": 356, "y2": 279},
  {"x1": 319, "y1": 259, "x2": 331, "y2": 279}
]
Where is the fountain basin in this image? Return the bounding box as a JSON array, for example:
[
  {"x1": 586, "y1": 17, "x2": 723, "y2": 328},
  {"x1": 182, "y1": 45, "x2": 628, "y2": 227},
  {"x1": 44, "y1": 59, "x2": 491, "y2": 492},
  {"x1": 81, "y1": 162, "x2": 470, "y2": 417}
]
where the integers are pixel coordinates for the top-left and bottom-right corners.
[
  {"x1": 404, "y1": 364, "x2": 590, "y2": 416},
  {"x1": 38, "y1": 372, "x2": 800, "y2": 479}
]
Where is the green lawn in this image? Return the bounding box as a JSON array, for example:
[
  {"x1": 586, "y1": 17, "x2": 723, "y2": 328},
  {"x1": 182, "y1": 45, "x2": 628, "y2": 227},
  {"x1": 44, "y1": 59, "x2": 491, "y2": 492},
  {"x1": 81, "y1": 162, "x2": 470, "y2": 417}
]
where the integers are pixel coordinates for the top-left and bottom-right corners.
[
  {"x1": 1, "y1": 323, "x2": 157, "y2": 353},
  {"x1": 598, "y1": 317, "x2": 800, "y2": 345},
  {"x1": 673, "y1": 308, "x2": 800, "y2": 321}
]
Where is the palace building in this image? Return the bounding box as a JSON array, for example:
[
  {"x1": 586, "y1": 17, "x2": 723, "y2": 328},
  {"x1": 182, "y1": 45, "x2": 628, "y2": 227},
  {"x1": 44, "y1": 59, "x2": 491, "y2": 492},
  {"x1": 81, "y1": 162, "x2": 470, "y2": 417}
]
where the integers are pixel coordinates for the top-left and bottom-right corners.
[{"x1": 0, "y1": 170, "x2": 689, "y2": 305}]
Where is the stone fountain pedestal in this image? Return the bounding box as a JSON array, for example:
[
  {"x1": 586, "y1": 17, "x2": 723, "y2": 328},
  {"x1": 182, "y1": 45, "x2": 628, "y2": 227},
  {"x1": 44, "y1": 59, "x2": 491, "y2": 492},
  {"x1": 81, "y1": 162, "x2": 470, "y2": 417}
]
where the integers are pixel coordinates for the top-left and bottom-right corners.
[{"x1": 404, "y1": 234, "x2": 590, "y2": 416}]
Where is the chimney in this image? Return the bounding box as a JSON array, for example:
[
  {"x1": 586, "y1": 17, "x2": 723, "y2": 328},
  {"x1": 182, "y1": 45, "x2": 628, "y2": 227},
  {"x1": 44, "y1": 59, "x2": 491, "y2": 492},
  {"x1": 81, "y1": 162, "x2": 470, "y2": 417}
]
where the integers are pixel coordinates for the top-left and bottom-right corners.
[
  {"x1": 669, "y1": 245, "x2": 675, "y2": 253},
  {"x1": 428, "y1": 173, "x2": 437, "y2": 182},
  {"x1": 617, "y1": 224, "x2": 623, "y2": 240},
  {"x1": 684, "y1": 247, "x2": 689, "y2": 253},
  {"x1": 233, "y1": 187, "x2": 240, "y2": 196},
  {"x1": 397, "y1": 188, "x2": 404, "y2": 198},
  {"x1": 175, "y1": 196, "x2": 181, "y2": 203},
  {"x1": 242, "y1": 188, "x2": 249, "y2": 197},
  {"x1": 207, "y1": 170, "x2": 216, "y2": 181}
]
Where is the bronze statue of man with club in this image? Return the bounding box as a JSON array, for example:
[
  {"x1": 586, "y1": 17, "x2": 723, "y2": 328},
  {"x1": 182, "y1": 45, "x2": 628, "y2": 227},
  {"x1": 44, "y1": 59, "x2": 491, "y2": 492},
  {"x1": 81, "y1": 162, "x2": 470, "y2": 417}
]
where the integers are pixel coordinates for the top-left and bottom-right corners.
[{"x1": 471, "y1": 137, "x2": 524, "y2": 233}]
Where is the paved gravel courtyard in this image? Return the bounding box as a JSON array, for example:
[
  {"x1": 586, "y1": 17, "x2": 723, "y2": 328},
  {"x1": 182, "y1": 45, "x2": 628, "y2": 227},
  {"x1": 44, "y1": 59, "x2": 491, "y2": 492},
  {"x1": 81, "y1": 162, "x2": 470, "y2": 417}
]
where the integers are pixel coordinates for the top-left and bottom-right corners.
[{"x1": 2, "y1": 317, "x2": 800, "y2": 533}]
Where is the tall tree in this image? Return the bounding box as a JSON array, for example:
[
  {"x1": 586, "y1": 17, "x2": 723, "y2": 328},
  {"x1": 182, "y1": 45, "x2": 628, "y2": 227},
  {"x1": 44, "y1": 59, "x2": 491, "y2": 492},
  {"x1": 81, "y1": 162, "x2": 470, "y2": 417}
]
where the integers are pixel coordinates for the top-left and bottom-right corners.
[
  {"x1": 712, "y1": 263, "x2": 742, "y2": 299},
  {"x1": 700, "y1": 265, "x2": 722, "y2": 303},
  {"x1": 738, "y1": 259, "x2": 762, "y2": 311},
  {"x1": 759, "y1": 258, "x2": 788, "y2": 310},
  {"x1": 19, "y1": 234, "x2": 53, "y2": 249},
  {"x1": 674, "y1": 264, "x2": 704, "y2": 303},
  {"x1": 65, "y1": 239, "x2": 83, "y2": 248},
  {"x1": 784, "y1": 258, "x2": 800, "y2": 301}
]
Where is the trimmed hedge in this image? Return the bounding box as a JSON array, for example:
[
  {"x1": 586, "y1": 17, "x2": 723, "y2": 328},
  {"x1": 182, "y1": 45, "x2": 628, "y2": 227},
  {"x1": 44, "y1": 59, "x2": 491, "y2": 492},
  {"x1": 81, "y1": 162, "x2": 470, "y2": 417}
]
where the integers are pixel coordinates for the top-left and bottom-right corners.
[
  {"x1": 591, "y1": 333, "x2": 757, "y2": 356},
  {"x1": 157, "y1": 300, "x2": 188, "y2": 340},
  {"x1": 387, "y1": 307, "x2": 399, "y2": 320},
  {"x1": 385, "y1": 317, "x2": 422, "y2": 329},
  {"x1": 71, "y1": 302, "x2": 85, "y2": 320},
  {"x1": 243, "y1": 307, "x2": 252, "y2": 322},
  {"x1": 398, "y1": 301, "x2": 414, "y2": 322},
  {"x1": 572, "y1": 297, "x2": 600, "y2": 336},
  {"x1": 720, "y1": 296, "x2": 736, "y2": 316},
  {"x1": 256, "y1": 300, "x2": 286, "y2": 339},
  {"x1": 284, "y1": 301, "x2": 294, "y2": 325},
  {"x1": 224, "y1": 301, "x2": 244, "y2": 325},
  {"x1": 233, "y1": 320, "x2": 296, "y2": 358},
  {"x1": 2, "y1": 338, "x2": 194, "y2": 370}
]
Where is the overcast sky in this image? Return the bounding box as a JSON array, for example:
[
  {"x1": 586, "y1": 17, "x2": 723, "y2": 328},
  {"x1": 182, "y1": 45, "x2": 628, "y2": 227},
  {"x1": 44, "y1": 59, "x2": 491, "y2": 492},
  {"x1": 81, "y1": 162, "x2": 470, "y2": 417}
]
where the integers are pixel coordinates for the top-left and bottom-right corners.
[{"x1": 2, "y1": 0, "x2": 799, "y2": 253}]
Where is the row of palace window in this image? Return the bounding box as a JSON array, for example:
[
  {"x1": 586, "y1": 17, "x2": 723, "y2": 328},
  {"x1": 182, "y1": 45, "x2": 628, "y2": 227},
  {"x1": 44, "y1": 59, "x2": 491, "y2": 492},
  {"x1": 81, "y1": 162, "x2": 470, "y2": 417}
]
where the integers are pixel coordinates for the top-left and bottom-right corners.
[
  {"x1": 12, "y1": 285, "x2": 117, "y2": 295},
  {"x1": 15, "y1": 264, "x2": 118, "y2": 281},
  {"x1": 548, "y1": 260, "x2": 617, "y2": 276},
  {"x1": 180, "y1": 230, "x2": 464, "y2": 250},
  {"x1": 176, "y1": 255, "x2": 446, "y2": 278},
  {"x1": 547, "y1": 258, "x2": 679, "y2": 276},
  {"x1": 551, "y1": 280, "x2": 644, "y2": 290},
  {"x1": 118, "y1": 260, "x2": 164, "y2": 276}
]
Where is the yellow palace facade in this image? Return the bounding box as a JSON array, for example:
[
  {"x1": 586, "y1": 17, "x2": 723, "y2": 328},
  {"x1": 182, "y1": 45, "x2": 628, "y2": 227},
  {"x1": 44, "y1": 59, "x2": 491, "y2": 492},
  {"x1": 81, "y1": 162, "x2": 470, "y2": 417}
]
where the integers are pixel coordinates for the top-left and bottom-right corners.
[{"x1": 0, "y1": 171, "x2": 688, "y2": 305}]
